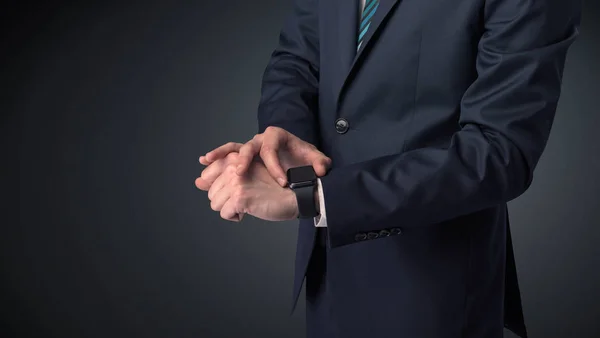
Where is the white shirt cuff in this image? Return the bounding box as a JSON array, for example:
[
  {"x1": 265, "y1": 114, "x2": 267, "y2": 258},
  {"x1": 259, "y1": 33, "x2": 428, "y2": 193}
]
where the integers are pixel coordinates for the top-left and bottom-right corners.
[{"x1": 314, "y1": 178, "x2": 327, "y2": 227}]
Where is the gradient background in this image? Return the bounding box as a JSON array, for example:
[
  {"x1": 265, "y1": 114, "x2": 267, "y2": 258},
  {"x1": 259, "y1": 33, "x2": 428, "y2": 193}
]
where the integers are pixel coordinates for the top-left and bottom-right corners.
[{"x1": 2, "y1": 1, "x2": 598, "y2": 337}]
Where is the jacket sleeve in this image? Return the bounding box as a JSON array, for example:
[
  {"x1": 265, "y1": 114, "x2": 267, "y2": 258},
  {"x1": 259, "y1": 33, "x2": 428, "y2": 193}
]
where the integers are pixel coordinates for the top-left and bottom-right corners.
[
  {"x1": 320, "y1": 0, "x2": 582, "y2": 248},
  {"x1": 256, "y1": 0, "x2": 321, "y2": 147}
]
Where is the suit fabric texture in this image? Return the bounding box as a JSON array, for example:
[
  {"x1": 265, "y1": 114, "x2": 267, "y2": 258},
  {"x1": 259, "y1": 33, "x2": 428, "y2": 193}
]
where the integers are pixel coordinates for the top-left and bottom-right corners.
[{"x1": 256, "y1": 0, "x2": 581, "y2": 337}]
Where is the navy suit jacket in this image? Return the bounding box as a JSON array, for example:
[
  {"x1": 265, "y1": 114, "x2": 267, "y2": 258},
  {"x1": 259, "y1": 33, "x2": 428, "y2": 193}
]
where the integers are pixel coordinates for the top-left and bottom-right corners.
[{"x1": 256, "y1": 0, "x2": 580, "y2": 337}]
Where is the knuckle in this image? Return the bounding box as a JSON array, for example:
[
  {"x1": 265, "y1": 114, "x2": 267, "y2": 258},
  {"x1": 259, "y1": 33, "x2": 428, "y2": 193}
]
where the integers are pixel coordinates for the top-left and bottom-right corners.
[
  {"x1": 226, "y1": 165, "x2": 238, "y2": 176},
  {"x1": 231, "y1": 174, "x2": 244, "y2": 186},
  {"x1": 232, "y1": 188, "x2": 245, "y2": 202},
  {"x1": 201, "y1": 167, "x2": 214, "y2": 180},
  {"x1": 266, "y1": 126, "x2": 284, "y2": 136},
  {"x1": 260, "y1": 146, "x2": 272, "y2": 155},
  {"x1": 200, "y1": 166, "x2": 216, "y2": 180},
  {"x1": 239, "y1": 143, "x2": 251, "y2": 154},
  {"x1": 234, "y1": 157, "x2": 246, "y2": 167},
  {"x1": 225, "y1": 152, "x2": 239, "y2": 162},
  {"x1": 225, "y1": 171, "x2": 238, "y2": 183},
  {"x1": 213, "y1": 158, "x2": 225, "y2": 167}
]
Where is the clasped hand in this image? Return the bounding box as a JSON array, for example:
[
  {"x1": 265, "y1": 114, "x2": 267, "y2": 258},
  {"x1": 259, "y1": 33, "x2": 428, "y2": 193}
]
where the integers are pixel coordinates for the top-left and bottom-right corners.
[{"x1": 194, "y1": 127, "x2": 332, "y2": 222}]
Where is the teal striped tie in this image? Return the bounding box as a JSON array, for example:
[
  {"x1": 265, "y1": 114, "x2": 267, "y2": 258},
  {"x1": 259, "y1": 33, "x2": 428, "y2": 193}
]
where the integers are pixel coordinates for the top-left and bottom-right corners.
[{"x1": 357, "y1": 0, "x2": 380, "y2": 52}]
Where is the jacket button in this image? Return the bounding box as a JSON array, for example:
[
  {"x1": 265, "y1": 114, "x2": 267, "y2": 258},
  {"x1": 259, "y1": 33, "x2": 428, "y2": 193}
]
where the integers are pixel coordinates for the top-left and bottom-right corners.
[
  {"x1": 367, "y1": 232, "x2": 379, "y2": 240},
  {"x1": 390, "y1": 228, "x2": 403, "y2": 235},
  {"x1": 354, "y1": 233, "x2": 367, "y2": 242},
  {"x1": 335, "y1": 118, "x2": 349, "y2": 134},
  {"x1": 378, "y1": 229, "x2": 391, "y2": 237}
]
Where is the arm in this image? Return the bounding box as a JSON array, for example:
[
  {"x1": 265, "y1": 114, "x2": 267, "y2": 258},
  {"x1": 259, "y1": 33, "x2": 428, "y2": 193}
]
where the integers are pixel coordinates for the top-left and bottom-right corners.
[
  {"x1": 320, "y1": 0, "x2": 582, "y2": 248},
  {"x1": 256, "y1": 0, "x2": 324, "y2": 226},
  {"x1": 256, "y1": 0, "x2": 320, "y2": 147}
]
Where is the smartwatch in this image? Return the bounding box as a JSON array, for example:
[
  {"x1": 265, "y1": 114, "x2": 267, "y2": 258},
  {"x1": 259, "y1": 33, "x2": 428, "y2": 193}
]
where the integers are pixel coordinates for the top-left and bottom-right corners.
[{"x1": 286, "y1": 165, "x2": 319, "y2": 218}]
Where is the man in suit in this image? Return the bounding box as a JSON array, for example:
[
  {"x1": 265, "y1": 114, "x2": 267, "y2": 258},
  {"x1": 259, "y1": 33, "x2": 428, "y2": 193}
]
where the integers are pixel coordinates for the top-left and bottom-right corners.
[{"x1": 195, "y1": 0, "x2": 581, "y2": 336}]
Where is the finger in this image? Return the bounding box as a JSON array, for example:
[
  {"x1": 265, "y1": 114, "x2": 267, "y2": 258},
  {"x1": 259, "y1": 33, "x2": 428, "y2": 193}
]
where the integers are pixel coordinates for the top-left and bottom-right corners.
[
  {"x1": 220, "y1": 198, "x2": 243, "y2": 222},
  {"x1": 200, "y1": 159, "x2": 229, "y2": 188},
  {"x1": 236, "y1": 137, "x2": 261, "y2": 176},
  {"x1": 205, "y1": 142, "x2": 244, "y2": 163},
  {"x1": 201, "y1": 149, "x2": 240, "y2": 167},
  {"x1": 210, "y1": 183, "x2": 233, "y2": 212},
  {"x1": 260, "y1": 132, "x2": 288, "y2": 186},
  {"x1": 199, "y1": 156, "x2": 210, "y2": 166},
  {"x1": 199, "y1": 154, "x2": 241, "y2": 191},
  {"x1": 281, "y1": 137, "x2": 331, "y2": 178},
  {"x1": 195, "y1": 176, "x2": 211, "y2": 191},
  {"x1": 207, "y1": 165, "x2": 234, "y2": 201},
  {"x1": 292, "y1": 141, "x2": 331, "y2": 176},
  {"x1": 311, "y1": 155, "x2": 332, "y2": 177}
]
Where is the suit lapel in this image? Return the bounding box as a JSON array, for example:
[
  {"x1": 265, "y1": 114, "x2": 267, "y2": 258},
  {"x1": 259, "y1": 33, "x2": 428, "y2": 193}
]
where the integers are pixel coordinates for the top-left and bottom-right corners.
[
  {"x1": 353, "y1": 0, "x2": 399, "y2": 65},
  {"x1": 333, "y1": 0, "x2": 400, "y2": 107},
  {"x1": 336, "y1": 0, "x2": 359, "y2": 78}
]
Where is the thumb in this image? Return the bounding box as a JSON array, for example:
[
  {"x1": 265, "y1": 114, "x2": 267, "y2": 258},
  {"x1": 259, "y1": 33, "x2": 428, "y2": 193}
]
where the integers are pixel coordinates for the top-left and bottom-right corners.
[
  {"x1": 301, "y1": 146, "x2": 331, "y2": 176},
  {"x1": 312, "y1": 155, "x2": 332, "y2": 177}
]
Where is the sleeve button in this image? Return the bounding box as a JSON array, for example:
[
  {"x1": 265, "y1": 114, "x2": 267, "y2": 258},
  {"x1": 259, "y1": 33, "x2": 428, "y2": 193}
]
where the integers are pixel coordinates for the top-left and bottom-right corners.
[
  {"x1": 390, "y1": 228, "x2": 403, "y2": 235},
  {"x1": 378, "y1": 229, "x2": 391, "y2": 237},
  {"x1": 354, "y1": 233, "x2": 367, "y2": 242},
  {"x1": 367, "y1": 232, "x2": 379, "y2": 240}
]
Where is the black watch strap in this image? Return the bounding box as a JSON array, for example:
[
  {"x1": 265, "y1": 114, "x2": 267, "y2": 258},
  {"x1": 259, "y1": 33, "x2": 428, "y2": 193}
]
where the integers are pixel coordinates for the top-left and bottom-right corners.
[{"x1": 294, "y1": 183, "x2": 319, "y2": 219}]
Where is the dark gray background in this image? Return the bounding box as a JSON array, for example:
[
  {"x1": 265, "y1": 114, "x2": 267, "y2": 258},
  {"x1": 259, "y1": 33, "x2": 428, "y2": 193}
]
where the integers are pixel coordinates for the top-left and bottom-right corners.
[{"x1": 2, "y1": 1, "x2": 598, "y2": 337}]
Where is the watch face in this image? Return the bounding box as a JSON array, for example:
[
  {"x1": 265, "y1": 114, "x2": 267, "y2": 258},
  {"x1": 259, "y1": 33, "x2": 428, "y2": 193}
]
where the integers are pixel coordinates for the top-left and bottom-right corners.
[{"x1": 287, "y1": 166, "x2": 316, "y2": 183}]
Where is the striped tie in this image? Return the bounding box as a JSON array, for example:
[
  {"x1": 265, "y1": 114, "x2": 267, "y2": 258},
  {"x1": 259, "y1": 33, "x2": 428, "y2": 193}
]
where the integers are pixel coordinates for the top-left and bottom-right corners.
[{"x1": 357, "y1": 0, "x2": 380, "y2": 52}]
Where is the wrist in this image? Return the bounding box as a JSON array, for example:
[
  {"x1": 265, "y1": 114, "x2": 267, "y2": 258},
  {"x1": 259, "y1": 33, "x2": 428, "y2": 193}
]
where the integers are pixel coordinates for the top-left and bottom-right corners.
[
  {"x1": 287, "y1": 188, "x2": 300, "y2": 219},
  {"x1": 286, "y1": 165, "x2": 319, "y2": 218}
]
